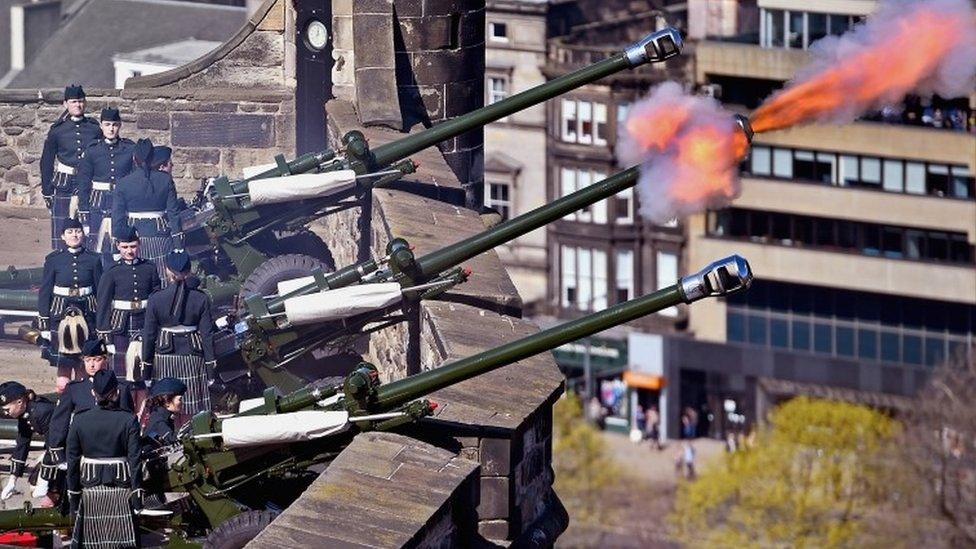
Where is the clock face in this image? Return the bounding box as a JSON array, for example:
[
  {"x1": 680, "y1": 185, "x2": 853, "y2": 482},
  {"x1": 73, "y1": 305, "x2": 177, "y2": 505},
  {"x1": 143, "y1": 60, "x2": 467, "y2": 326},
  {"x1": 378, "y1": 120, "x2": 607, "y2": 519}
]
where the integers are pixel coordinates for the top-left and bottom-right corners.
[{"x1": 305, "y1": 19, "x2": 329, "y2": 51}]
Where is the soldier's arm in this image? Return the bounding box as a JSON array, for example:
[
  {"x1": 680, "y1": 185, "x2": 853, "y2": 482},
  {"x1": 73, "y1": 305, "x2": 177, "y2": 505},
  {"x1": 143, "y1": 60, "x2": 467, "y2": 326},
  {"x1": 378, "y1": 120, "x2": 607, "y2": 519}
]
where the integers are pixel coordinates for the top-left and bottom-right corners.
[
  {"x1": 40, "y1": 131, "x2": 57, "y2": 197},
  {"x1": 65, "y1": 419, "x2": 81, "y2": 495},
  {"x1": 9, "y1": 421, "x2": 32, "y2": 477},
  {"x1": 150, "y1": 267, "x2": 161, "y2": 293},
  {"x1": 95, "y1": 270, "x2": 115, "y2": 336},
  {"x1": 111, "y1": 185, "x2": 126, "y2": 239},
  {"x1": 121, "y1": 383, "x2": 134, "y2": 413},
  {"x1": 75, "y1": 153, "x2": 94, "y2": 219},
  {"x1": 126, "y1": 417, "x2": 141, "y2": 490},
  {"x1": 141, "y1": 300, "x2": 158, "y2": 374},
  {"x1": 165, "y1": 178, "x2": 182, "y2": 237},
  {"x1": 45, "y1": 393, "x2": 72, "y2": 458},
  {"x1": 92, "y1": 255, "x2": 104, "y2": 291},
  {"x1": 37, "y1": 256, "x2": 55, "y2": 332}
]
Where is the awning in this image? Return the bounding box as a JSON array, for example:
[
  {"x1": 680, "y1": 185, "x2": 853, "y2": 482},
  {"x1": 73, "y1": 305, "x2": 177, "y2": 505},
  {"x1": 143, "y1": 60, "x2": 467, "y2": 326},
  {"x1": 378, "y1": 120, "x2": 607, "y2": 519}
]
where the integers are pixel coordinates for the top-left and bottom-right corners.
[{"x1": 623, "y1": 371, "x2": 666, "y2": 390}]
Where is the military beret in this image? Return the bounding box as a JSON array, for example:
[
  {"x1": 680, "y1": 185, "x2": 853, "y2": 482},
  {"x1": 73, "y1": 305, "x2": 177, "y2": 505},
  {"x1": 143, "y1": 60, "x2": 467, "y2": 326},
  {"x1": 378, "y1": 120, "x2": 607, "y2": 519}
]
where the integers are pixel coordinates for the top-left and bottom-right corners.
[
  {"x1": 150, "y1": 146, "x2": 172, "y2": 169},
  {"x1": 100, "y1": 108, "x2": 121, "y2": 122},
  {"x1": 0, "y1": 382, "x2": 28, "y2": 405},
  {"x1": 63, "y1": 218, "x2": 84, "y2": 232},
  {"x1": 64, "y1": 84, "x2": 85, "y2": 100},
  {"x1": 115, "y1": 226, "x2": 139, "y2": 243},
  {"x1": 82, "y1": 339, "x2": 108, "y2": 357},
  {"x1": 149, "y1": 377, "x2": 187, "y2": 398},
  {"x1": 92, "y1": 370, "x2": 118, "y2": 397},
  {"x1": 165, "y1": 250, "x2": 191, "y2": 274}
]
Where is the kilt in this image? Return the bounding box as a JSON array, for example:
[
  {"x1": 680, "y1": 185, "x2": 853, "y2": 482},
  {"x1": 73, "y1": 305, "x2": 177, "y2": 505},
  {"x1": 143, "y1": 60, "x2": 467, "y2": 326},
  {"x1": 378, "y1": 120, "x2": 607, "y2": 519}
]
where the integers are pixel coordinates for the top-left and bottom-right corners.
[
  {"x1": 108, "y1": 309, "x2": 146, "y2": 379},
  {"x1": 129, "y1": 217, "x2": 173, "y2": 286},
  {"x1": 50, "y1": 191, "x2": 74, "y2": 251},
  {"x1": 153, "y1": 353, "x2": 210, "y2": 417},
  {"x1": 71, "y1": 486, "x2": 138, "y2": 549},
  {"x1": 87, "y1": 187, "x2": 115, "y2": 259}
]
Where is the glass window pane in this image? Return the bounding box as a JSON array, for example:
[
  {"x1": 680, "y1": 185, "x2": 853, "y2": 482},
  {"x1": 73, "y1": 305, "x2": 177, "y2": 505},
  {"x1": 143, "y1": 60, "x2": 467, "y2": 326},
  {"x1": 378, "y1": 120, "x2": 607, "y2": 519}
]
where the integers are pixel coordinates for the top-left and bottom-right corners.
[
  {"x1": 858, "y1": 329, "x2": 878, "y2": 359},
  {"x1": 927, "y1": 164, "x2": 950, "y2": 197},
  {"x1": 750, "y1": 146, "x2": 771, "y2": 175},
  {"x1": 861, "y1": 158, "x2": 881, "y2": 184},
  {"x1": 615, "y1": 250, "x2": 633, "y2": 302},
  {"x1": 773, "y1": 148, "x2": 793, "y2": 178},
  {"x1": 578, "y1": 101, "x2": 593, "y2": 144},
  {"x1": 792, "y1": 321, "x2": 811, "y2": 351},
  {"x1": 808, "y1": 13, "x2": 827, "y2": 43},
  {"x1": 768, "y1": 9, "x2": 785, "y2": 47},
  {"x1": 728, "y1": 312, "x2": 746, "y2": 342},
  {"x1": 836, "y1": 326, "x2": 855, "y2": 357},
  {"x1": 771, "y1": 319, "x2": 789, "y2": 348},
  {"x1": 882, "y1": 227, "x2": 903, "y2": 259},
  {"x1": 840, "y1": 155, "x2": 858, "y2": 186},
  {"x1": 903, "y1": 335, "x2": 922, "y2": 364},
  {"x1": 814, "y1": 323, "x2": 832, "y2": 354},
  {"x1": 925, "y1": 336, "x2": 945, "y2": 366},
  {"x1": 928, "y1": 232, "x2": 949, "y2": 261},
  {"x1": 905, "y1": 162, "x2": 926, "y2": 194},
  {"x1": 880, "y1": 332, "x2": 900, "y2": 362},
  {"x1": 905, "y1": 230, "x2": 925, "y2": 259},
  {"x1": 950, "y1": 166, "x2": 973, "y2": 198},
  {"x1": 578, "y1": 248, "x2": 592, "y2": 309},
  {"x1": 883, "y1": 160, "x2": 903, "y2": 192},
  {"x1": 748, "y1": 315, "x2": 768, "y2": 345},
  {"x1": 593, "y1": 250, "x2": 607, "y2": 310},
  {"x1": 837, "y1": 221, "x2": 857, "y2": 249},
  {"x1": 593, "y1": 103, "x2": 607, "y2": 145},
  {"x1": 560, "y1": 168, "x2": 576, "y2": 220},
  {"x1": 560, "y1": 246, "x2": 576, "y2": 308},
  {"x1": 561, "y1": 100, "x2": 577, "y2": 142},
  {"x1": 657, "y1": 252, "x2": 679, "y2": 317},
  {"x1": 788, "y1": 11, "x2": 804, "y2": 49},
  {"x1": 829, "y1": 14, "x2": 850, "y2": 35}
]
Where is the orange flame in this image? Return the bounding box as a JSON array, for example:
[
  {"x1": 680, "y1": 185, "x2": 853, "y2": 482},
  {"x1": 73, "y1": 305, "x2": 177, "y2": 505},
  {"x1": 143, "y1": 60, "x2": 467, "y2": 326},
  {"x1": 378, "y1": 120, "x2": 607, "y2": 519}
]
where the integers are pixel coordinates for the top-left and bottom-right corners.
[
  {"x1": 751, "y1": 6, "x2": 974, "y2": 133},
  {"x1": 668, "y1": 126, "x2": 744, "y2": 205}
]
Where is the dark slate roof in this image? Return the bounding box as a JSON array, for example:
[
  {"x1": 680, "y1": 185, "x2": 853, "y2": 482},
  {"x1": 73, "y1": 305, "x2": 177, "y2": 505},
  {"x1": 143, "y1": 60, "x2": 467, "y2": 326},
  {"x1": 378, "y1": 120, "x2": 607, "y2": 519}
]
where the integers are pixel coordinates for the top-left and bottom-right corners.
[{"x1": 8, "y1": 0, "x2": 247, "y2": 89}]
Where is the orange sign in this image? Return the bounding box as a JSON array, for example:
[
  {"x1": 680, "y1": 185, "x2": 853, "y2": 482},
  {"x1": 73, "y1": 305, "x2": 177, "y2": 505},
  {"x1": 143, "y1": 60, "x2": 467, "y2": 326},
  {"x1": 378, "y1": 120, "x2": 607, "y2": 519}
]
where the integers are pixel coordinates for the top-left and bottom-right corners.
[{"x1": 623, "y1": 371, "x2": 666, "y2": 390}]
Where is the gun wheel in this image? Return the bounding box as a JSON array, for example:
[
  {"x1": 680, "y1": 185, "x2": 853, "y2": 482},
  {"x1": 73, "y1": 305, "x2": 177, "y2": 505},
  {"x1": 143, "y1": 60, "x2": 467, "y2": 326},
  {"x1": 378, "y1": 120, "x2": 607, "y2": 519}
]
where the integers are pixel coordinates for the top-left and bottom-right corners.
[
  {"x1": 203, "y1": 510, "x2": 279, "y2": 549},
  {"x1": 239, "y1": 253, "x2": 332, "y2": 305}
]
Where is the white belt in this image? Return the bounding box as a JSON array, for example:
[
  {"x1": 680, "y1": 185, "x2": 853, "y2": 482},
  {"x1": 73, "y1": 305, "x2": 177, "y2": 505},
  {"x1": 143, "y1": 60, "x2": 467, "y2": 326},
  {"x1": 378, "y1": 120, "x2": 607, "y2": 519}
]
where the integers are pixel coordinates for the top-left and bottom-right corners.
[
  {"x1": 113, "y1": 299, "x2": 146, "y2": 311},
  {"x1": 55, "y1": 159, "x2": 76, "y2": 175},
  {"x1": 92, "y1": 181, "x2": 113, "y2": 191},
  {"x1": 53, "y1": 285, "x2": 93, "y2": 297},
  {"x1": 80, "y1": 457, "x2": 127, "y2": 466},
  {"x1": 128, "y1": 211, "x2": 164, "y2": 219},
  {"x1": 162, "y1": 325, "x2": 197, "y2": 334}
]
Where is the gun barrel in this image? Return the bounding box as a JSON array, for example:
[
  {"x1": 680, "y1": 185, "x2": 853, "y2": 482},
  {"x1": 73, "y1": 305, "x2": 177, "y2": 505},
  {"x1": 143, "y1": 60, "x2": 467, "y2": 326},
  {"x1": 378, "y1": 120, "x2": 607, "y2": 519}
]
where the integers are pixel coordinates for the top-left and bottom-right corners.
[
  {"x1": 370, "y1": 28, "x2": 682, "y2": 168},
  {"x1": 0, "y1": 289, "x2": 38, "y2": 312},
  {"x1": 0, "y1": 266, "x2": 44, "y2": 289},
  {"x1": 374, "y1": 255, "x2": 752, "y2": 410},
  {"x1": 0, "y1": 507, "x2": 70, "y2": 531}
]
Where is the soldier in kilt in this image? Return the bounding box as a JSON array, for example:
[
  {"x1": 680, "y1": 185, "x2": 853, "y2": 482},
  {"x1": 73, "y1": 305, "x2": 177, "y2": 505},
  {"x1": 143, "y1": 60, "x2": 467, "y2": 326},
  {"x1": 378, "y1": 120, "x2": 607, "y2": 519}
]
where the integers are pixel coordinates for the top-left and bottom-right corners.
[
  {"x1": 112, "y1": 139, "x2": 181, "y2": 285},
  {"x1": 95, "y1": 227, "x2": 160, "y2": 406},
  {"x1": 142, "y1": 251, "x2": 215, "y2": 426},
  {"x1": 66, "y1": 370, "x2": 141, "y2": 549},
  {"x1": 75, "y1": 108, "x2": 134, "y2": 268},
  {"x1": 38, "y1": 218, "x2": 103, "y2": 392},
  {"x1": 40, "y1": 85, "x2": 101, "y2": 251},
  {"x1": 0, "y1": 382, "x2": 58, "y2": 507}
]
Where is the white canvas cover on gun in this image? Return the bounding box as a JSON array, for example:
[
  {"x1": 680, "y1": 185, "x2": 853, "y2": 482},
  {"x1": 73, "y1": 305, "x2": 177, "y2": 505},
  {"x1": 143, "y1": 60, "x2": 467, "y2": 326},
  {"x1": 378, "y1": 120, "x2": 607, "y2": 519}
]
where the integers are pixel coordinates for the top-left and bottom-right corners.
[
  {"x1": 220, "y1": 411, "x2": 351, "y2": 448},
  {"x1": 247, "y1": 169, "x2": 357, "y2": 206},
  {"x1": 241, "y1": 162, "x2": 276, "y2": 179},
  {"x1": 283, "y1": 283, "x2": 403, "y2": 325},
  {"x1": 277, "y1": 276, "x2": 315, "y2": 296}
]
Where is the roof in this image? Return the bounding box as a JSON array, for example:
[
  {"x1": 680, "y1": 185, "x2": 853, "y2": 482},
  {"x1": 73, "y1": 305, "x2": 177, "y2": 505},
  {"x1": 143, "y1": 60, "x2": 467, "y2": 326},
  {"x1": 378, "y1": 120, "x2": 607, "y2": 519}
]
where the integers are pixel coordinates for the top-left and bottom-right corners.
[
  {"x1": 113, "y1": 39, "x2": 222, "y2": 66},
  {"x1": 7, "y1": 0, "x2": 246, "y2": 89}
]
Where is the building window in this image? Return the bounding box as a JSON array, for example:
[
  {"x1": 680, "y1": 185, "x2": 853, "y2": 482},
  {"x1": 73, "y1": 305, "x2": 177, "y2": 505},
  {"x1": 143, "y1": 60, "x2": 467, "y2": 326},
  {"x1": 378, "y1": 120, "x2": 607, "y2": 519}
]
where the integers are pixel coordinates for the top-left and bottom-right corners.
[
  {"x1": 613, "y1": 187, "x2": 633, "y2": 224},
  {"x1": 488, "y1": 22, "x2": 508, "y2": 42},
  {"x1": 656, "y1": 252, "x2": 678, "y2": 317},
  {"x1": 560, "y1": 166, "x2": 608, "y2": 223},
  {"x1": 485, "y1": 181, "x2": 511, "y2": 220},
  {"x1": 560, "y1": 99, "x2": 606, "y2": 146},
  {"x1": 560, "y1": 245, "x2": 608, "y2": 311},
  {"x1": 615, "y1": 249, "x2": 634, "y2": 303},
  {"x1": 761, "y1": 9, "x2": 860, "y2": 50},
  {"x1": 707, "y1": 208, "x2": 975, "y2": 265},
  {"x1": 487, "y1": 77, "x2": 508, "y2": 105}
]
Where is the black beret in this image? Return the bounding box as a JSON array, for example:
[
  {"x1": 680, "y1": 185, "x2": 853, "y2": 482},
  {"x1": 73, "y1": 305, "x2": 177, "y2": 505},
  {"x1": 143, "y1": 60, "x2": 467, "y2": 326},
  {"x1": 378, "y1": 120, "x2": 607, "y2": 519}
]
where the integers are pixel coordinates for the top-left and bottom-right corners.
[
  {"x1": 133, "y1": 138, "x2": 153, "y2": 164},
  {"x1": 92, "y1": 370, "x2": 118, "y2": 397},
  {"x1": 82, "y1": 339, "x2": 108, "y2": 357},
  {"x1": 115, "y1": 226, "x2": 139, "y2": 243},
  {"x1": 64, "y1": 84, "x2": 85, "y2": 100},
  {"x1": 149, "y1": 377, "x2": 187, "y2": 398},
  {"x1": 165, "y1": 250, "x2": 191, "y2": 273},
  {"x1": 100, "y1": 108, "x2": 121, "y2": 122},
  {"x1": 0, "y1": 382, "x2": 28, "y2": 405},
  {"x1": 63, "y1": 218, "x2": 84, "y2": 232},
  {"x1": 150, "y1": 146, "x2": 172, "y2": 169}
]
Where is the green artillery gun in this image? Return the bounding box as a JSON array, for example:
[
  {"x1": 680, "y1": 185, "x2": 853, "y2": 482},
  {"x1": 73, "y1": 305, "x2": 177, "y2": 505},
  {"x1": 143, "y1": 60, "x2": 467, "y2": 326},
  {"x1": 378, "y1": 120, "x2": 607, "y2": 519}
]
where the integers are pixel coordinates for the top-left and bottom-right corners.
[{"x1": 0, "y1": 253, "x2": 752, "y2": 546}]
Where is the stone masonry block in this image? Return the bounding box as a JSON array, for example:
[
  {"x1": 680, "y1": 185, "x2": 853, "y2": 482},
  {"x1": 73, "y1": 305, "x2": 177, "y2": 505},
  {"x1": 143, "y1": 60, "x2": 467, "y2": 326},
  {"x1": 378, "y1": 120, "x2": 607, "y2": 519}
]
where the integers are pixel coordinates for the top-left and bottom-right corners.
[
  {"x1": 478, "y1": 519, "x2": 510, "y2": 541},
  {"x1": 396, "y1": 15, "x2": 455, "y2": 51},
  {"x1": 477, "y1": 476, "x2": 510, "y2": 519},
  {"x1": 480, "y1": 437, "x2": 511, "y2": 476},
  {"x1": 0, "y1": 148, "x2": 19, "y2": 170},
  {"x1": 136, "y1": 113, "x2": 170, "y2": 130},
  {"x1": 171, "y1": 113, "x2": 275, "y2": 148}
]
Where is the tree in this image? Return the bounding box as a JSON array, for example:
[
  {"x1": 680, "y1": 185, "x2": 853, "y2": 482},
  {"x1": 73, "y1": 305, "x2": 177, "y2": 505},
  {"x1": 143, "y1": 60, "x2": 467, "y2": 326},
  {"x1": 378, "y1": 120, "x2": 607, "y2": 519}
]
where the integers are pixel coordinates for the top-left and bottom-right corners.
[
  {"x1": 671, "y1": 397, "x2": 898, "y2": 548},
  {"x1": 552, "y1": 392, "x2": 620, "y2": 523}
]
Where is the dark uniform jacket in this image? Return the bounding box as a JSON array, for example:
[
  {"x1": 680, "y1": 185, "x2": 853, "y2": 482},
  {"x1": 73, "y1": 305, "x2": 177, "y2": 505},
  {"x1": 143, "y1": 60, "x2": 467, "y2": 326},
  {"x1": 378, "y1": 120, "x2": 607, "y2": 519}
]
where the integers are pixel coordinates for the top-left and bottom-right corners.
[
  {"x1": 95, "y1": 258, "x2": 160, "y2": 336},
  {"x1": 40, "y1": 116, "x2": 101, "y2": 196},
  {"x1": 10, "y1": 397, "x2": 55, "y2": 477},
  {"x1": 111, "y1": 169, "x2": 181, "y2": 238},
  {"x1": 38, "y1": 247, "x2": 103, "y2": 330},
  {"x1": 47, "y1": 377, "x2": 135, "y2": 457},
  {"x1": 66, "y1": 405, "x2": 141, "y2": 491},
  {"x1": 143, "y1": 408, "x2": 177, "y2": 446},
  {"x1": 142, "y1": 278, "x2": 216, "y2": 364},
  {"x1": 76, "y1": 138, "x2": 136, "y2": 214}
]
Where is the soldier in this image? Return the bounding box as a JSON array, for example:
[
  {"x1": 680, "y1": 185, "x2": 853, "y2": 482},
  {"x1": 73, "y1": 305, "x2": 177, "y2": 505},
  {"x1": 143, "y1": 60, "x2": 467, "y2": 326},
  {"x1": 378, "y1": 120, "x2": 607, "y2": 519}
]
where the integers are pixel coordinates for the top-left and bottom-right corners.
[
  {"x1": 0, "y1": 382, "x2": 57, "y2": 507},
  {"x1": 150, "y1": 146, "x2": 172, "y2": 174},
  {"x1": 75, "y1": 108, "x2": 135, "y2": 266},
  {"x1": 143, "y1": 378, "x2": 186, "y2": 446},
  {"x1": 38, "y1": 218, "x2": 103, "y2": 392},
  {"x1": 96, "y1": 227, "x2": 160, "y2": 384},
  {"x1": 142, "y1": 251, "x2": 215, "y2": 425},
  {"x1": 66, "y1": 369, "x2": 141, "y2": 548},
  {"x1": 40, "y1": 84, "x2": 101, "y2": 251},
  {"x1": 112, "y1": 139, "x2": 181, "y2": 282}
]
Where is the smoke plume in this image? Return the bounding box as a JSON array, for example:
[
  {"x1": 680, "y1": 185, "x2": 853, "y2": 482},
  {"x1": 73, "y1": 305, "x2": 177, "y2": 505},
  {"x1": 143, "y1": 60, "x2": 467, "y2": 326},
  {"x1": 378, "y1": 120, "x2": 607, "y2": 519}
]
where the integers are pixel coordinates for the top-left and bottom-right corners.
[{"x1": 617, "y1": 82, "x2": 747, "y2": 224}]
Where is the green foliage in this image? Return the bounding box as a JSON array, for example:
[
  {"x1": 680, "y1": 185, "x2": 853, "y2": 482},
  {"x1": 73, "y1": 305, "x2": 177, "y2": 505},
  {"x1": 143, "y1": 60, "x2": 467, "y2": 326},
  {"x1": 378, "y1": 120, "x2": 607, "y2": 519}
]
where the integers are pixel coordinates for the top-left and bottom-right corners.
[
  {"x1": 672, "y1": 397, "x2": 899, "y2": 548},
  {"x1": 553, "y1": 393, "x2": 620, "y2": 523}
]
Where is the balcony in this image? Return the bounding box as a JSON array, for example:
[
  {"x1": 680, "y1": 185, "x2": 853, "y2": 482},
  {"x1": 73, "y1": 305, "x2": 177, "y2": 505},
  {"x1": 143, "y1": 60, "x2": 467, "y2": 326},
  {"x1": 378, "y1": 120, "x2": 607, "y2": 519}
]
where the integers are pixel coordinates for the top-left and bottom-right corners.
[{"x1": 695, "y1": 40, "x2": 807, "y2": 82}]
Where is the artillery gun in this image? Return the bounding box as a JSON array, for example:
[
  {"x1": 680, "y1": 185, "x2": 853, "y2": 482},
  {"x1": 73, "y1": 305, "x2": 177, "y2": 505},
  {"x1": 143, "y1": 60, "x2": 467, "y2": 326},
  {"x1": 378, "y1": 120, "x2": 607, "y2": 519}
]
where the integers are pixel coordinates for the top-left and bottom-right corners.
[{"x1": 0, "y1": 253, "x2": 752, "y2": 547}]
